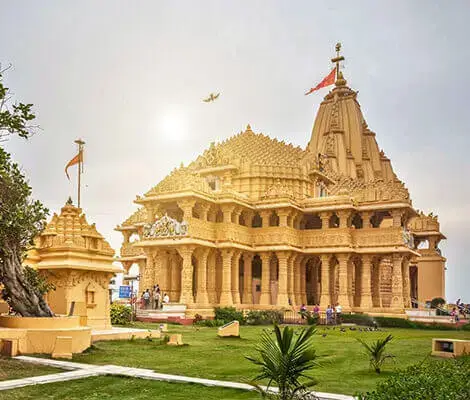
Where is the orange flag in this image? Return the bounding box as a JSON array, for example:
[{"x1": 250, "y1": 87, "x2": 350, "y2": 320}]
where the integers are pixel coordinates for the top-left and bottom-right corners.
[
  {"x1": 65, "y1": 151, "x2": 83, "y2": 180},
  {"x1": 305, "y1": 68, "x2": 336, "y2": 95}
]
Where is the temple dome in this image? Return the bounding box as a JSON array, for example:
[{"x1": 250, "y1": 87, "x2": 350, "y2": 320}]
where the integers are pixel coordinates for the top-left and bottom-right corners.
[{"x1": 307, "y1": 73, "x2": 397, "y2": 183}]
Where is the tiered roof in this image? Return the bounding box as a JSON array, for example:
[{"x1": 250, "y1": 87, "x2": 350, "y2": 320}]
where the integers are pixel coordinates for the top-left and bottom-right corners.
[{"x1": 194, "y1": 125, "x2": 304, "y2": 168}]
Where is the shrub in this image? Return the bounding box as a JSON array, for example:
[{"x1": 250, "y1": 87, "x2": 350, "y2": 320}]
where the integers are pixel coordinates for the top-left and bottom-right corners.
[
  {"x1": 214, "y1": 307, "x2": 245, "y2": 324},
  {"x1": 246, "y1": 310, "x2": 283, "y2": 325},
  {"x1": 357, "y1": 356, "x2": 470, "y2": 399},
  {"x1": 341, "y1": 314, "x2": 375, "y2": 327},
  {"x1": 110, "y1": 303, "x2": 132, "y2": 325},
  {"x1": 194, "y1": 319, "x2": 225, "y2": 327},
  {"x1": 430, "y1": 297, "x2": 446, "y2": 309},
  {"x1": 341, "y1": 314, "x2": 460, "y2": 331}
]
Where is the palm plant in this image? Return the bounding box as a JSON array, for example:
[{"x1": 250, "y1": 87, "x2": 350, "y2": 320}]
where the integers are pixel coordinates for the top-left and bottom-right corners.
[
  {"x1": 246, "y1": 324, "x2": 319, "y2": 400},
  {"x1": 357, "y1": 334, "x2": 395, "y2": 374}
]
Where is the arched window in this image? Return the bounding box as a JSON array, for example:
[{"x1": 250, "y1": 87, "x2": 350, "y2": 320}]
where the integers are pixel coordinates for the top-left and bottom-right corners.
[
  {"x1": 269, "y1": 211, "x2": 280, "y2": 227},
  {"x1": 329, "y1": 213, "x2": 339, "y2": 228},
  {"x1": 351, "y1": 213, "x2": 363, "y2": 229},
  {"x1": 252, "y1": 213, "x2": 262, "y2": 228}
]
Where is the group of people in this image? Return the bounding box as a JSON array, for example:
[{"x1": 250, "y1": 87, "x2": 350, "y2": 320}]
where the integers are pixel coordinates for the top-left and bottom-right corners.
[
  {"x1": 140, "y1": 284, "x2": 170, "y2": 309},
  {"x1": 451, "y1": 298, "x2": 469, "y2": 322},
  {"x1": 299, "y1": 303, "x2": 343, "y2": 325}
]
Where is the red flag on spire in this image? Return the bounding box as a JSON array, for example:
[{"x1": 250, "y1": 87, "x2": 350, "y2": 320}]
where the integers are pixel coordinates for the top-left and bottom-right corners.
[{"x1": 305, "y1": 68, "x2": 336, "y2": 95}]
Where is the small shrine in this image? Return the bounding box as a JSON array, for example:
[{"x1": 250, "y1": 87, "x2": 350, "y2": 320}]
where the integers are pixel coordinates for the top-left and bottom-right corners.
[{"x1": 25, "y1": 198, "x2": 121, "y2": 329}]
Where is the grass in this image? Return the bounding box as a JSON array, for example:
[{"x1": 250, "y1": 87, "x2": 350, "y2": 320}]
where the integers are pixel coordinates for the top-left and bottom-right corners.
[
  {"x1": 1, "y1": 324, "x2": 468, "y2": 397},
  {"x1": 0, "y1": 357, "x2": 60, "y2": 381},
  {"x1": 70, "y1": 323, "x2": 470, "y2": 395},
  {"x1": 0, "y1": 375, "x2": 259, "y2": 400}
]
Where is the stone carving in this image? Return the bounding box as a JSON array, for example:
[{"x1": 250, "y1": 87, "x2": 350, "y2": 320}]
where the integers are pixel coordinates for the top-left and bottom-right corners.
[
  {"x1": 198, "y1": 142, "x2": 229, "y2": 167},
  {"x1": 325, "y1": 135, "x2": 336, "y2": 156},
  {"x1": 262, "y1": 178, "x2": 294, "y2": 199},
  {"x1": 402, "y1": 228, "x2": 414, "y2": 248},
  {"x1": 143, "y1": 214, "x2": 188, "y2": 238},
  {"x1": 409, "y1": 210, "x2": 440, "y2": 232}
]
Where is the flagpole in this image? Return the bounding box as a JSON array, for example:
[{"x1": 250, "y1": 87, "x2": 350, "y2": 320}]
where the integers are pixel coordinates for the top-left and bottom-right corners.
[
  {"x1": 331, "y1": 42, "x2": 344, "y2": 81},
  {"x1": 74, "y1": 139, "x2": 85, "y2": 208}
]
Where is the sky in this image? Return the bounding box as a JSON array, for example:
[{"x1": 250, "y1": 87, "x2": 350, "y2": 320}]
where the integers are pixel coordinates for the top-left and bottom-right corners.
[{"x1": 1, "y1": 1, "x2": 469, "y2": 301}]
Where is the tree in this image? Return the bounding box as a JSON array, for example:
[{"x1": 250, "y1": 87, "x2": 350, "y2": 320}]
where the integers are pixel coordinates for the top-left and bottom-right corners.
[
  {"x1": 357, "y1": 334, "x2": 395, "y2": 374},
  {"x1": 246, "y1": 324, "x2": 319, "y2": 400},
  {"x1": 0, "y1": 66, "x2": 53, "y2": 317}
]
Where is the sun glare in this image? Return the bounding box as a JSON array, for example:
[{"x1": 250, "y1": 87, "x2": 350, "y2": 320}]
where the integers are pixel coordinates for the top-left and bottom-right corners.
[{"x1": 160, "y1": 111, "x2": 188, "y2": 141}]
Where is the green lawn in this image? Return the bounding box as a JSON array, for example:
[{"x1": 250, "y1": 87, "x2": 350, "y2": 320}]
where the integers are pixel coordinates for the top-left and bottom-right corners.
[
  {"x1": 0, "y1": 357, "x2": 60, "y2": 381},
  {"x1": 0, "y1": 376, "x2": 258, "y2": 400},
  {"x1": 70, "y1": 323, "x2": 470, "y2": 395}
]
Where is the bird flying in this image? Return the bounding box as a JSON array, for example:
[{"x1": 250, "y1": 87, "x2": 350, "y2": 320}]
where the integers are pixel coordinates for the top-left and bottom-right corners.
[{"x1": 203, "y1": 92, "x2": 220, "y2": 103}]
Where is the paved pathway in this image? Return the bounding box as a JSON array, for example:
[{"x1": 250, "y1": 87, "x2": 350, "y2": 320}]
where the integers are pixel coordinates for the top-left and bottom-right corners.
[{"x1": 2, "y1": 356, "x2": 354, "y2": 400}]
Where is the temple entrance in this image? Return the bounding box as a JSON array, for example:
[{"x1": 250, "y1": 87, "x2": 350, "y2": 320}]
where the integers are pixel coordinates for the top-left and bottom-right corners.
[
  {"x1": 252, "y1": 255, "x2": 262, "y2": 304},
  {"x1": 305, "y1": 256, "x2": 321, "y2": 305}
]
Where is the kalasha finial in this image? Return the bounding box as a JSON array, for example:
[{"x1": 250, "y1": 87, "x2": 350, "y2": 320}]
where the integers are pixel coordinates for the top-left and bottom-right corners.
[{"x1": 66, "y1": 196, "x2": 73, "y2": 206}]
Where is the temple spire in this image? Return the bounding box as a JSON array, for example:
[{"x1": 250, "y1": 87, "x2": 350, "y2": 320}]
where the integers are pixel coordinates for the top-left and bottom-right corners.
[{"x1": 331, "y1": 42, "x2": 345, "y2": 82}]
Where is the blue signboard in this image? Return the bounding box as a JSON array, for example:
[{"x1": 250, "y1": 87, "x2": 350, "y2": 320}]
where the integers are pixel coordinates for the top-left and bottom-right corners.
[{"x1": 119, "y1": 285, "x2": 132, "y2": 299}]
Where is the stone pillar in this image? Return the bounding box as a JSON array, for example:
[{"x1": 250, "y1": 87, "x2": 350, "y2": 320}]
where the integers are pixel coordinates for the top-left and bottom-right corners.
[
  {"x1": 402, "y1": 257, "x2": 411, "y2": 308},
  {"x1": 195, "y1": 248, "x2": 210, "y2": 306},
  {"x1": 362, "y1": 212, "x2": 373, "y2": 228},
  {"x1": 160, "y1": 251, "x2": 170, "y2": 295},
  {"x1": 153, "y1": 250, "x2": 163, "y2": 288},
  {"x1": 337, "y1": 210, "x2": 351, "y2": 229},
  {"x1": 391, "y1": 210, "x2": 403, "y2": 228},
  {"x1": 391, "y1": 253, "x2": 404, "y2": 309},
  {"x1": 278, "y1": 209, "x2": 290, "y2": 227},
  {"x1": 360, "y1": 255, "x2": 373, "y2": 309},
  {"x1": 207, "y1": 251, "x2": 217, "y2": 304},
  {"x1": 199, "y1": 203, "x2": 211, "y2": 221},
  {"x1": 179, "y1": 200, "x2": 196, "y2": 221},
  {"x1": 170, "y1": 255, "x2": 180, "y2": 302},
  {"x1": 122, "y1": 231, "x2": 131, "y2": 243},
  {"x1": 232, "y1": 206, "x2": 242, "y2": 224},
  {"x1": 276, "y1": 251, "x2": 290, "y2": 307},
  {"x1": 287, "y1": 254, "x2": 296, "y2": 306},
  {"x1": 371, "y1": 257, "x2": 381, "y2": 308},
  {"x1": 140, "y1": 252, "x2": 153, "y2": 293},
  {"x1": 300, "y1": 259, "x2": 307, "y2": 304},
  {"x1": 242, "y1": 253, "x2": 253, "y2": 304},
  {"x1": 221, "y1": 205, "x2": 235, "y2": 224},
  {"x1": 243, "y1": 210, "x2": 255, "y2": 227},
  {"x1": 219, "y1": 249, "x2": 234, "y2": 306},
  {"x1": 337, "y1": 254, "x2": 351, "y2": 310},
  {"x1": 259, "y1": 210, "x2": 271, "y2": 228},
  {"x1": 177, "y1": 246, "x2": 195, "y2": 306},
  {"x1": 294, "y1": 257, "x2": 302, "y2": 305},
  {"x1": 231, "y1": 250, "x2": 241, "y2": 305},
  {"x1": 319, "y1": 254, "x2": 331, "y2": 308},
  {"x1": 259, "y1": 253, "x2": 271, "y2": 305},
  {"x1": 319, "y1": 212, "x2": 331, "y2": 229}
]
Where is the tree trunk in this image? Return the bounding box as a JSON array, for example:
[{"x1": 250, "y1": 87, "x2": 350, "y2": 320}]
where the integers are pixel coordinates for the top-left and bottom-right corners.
[{"x1": 1, "y1": 243, "x2": 53, "y2": 317}]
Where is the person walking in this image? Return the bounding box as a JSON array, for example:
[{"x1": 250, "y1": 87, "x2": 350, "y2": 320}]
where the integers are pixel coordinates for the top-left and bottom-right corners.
[
  {"x1": 143, "y1": 289, "x2": 150, "y2": 309},
  {"x1": 335, "y1": 303, "x2": 342, "y2": 324},
  {"x1": 326, "y1": 304, "x2": 333, "y2": 325}
]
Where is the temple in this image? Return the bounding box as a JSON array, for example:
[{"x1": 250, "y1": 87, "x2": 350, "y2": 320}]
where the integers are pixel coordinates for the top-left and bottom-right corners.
[
  {"x1": 116, "y1": 45, "x2": 446, "y2": 316},
  {"x1": 25, "y1": 198, "x2": 120, "y2": 329}
]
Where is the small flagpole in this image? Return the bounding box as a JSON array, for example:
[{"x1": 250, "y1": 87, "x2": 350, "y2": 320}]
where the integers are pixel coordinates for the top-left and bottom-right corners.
[
  {"x1": 74, "y1": 139, "x2": 85, "y2": 208},
  {"x1": 331, "y1": 42, "x2": 345, "y2": 81}
]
